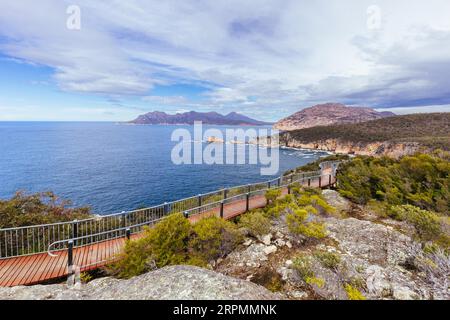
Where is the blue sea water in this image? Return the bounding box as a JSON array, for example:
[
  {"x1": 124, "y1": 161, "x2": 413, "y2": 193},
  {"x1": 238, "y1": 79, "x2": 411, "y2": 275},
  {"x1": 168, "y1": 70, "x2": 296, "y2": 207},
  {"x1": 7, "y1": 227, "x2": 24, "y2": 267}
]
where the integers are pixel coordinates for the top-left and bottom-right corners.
[{"x1": 0, "y1": 122, "x2": 329, "y2": 214}]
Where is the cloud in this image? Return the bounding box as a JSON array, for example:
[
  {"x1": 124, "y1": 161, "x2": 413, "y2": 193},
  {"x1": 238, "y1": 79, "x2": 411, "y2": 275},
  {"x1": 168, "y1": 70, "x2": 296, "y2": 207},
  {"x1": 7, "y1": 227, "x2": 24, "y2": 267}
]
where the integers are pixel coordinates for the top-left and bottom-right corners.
[
  {"x1": 1, "y1": 0, "x2": 450, "y2": 120},
  {"x1": 141, "y1": 95, "x2": 188, "y2": 105}
]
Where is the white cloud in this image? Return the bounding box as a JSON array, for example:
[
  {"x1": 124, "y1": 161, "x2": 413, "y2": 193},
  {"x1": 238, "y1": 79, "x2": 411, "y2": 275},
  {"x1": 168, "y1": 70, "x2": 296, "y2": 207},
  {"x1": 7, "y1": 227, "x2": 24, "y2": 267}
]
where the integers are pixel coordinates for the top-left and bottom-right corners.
[{"x1": 1, "y1": 0, "x2": 450, "y2": 120}]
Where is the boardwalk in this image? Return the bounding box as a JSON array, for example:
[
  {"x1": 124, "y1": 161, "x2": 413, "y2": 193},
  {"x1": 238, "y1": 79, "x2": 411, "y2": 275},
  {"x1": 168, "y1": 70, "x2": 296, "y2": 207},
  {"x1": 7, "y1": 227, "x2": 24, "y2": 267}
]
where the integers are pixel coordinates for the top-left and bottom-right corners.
[{"x1": 0, "y1": 167, "x2": 337, "y2": 287}]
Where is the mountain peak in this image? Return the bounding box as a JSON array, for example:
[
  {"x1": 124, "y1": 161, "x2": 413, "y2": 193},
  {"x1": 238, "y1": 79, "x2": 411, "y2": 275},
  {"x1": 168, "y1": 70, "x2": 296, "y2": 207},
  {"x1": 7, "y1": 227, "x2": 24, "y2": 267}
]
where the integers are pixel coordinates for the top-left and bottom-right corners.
[
  {"x1": 274, "y1": 103, "x2": 395, "y2": 131},
  {"x1": 129, "y1": 110, "x2": 271, "y2": 126}
]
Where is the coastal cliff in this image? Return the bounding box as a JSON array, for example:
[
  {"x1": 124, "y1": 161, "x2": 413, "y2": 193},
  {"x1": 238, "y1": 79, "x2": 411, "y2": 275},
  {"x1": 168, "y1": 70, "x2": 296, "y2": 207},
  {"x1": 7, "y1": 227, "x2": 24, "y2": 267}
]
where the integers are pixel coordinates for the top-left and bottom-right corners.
[
  {"x1": 279, "y1": 135, "x2": 422, "y2": 158},
  {"x1": 278, "y1": 113, "x2": 450, "y2": 158}
]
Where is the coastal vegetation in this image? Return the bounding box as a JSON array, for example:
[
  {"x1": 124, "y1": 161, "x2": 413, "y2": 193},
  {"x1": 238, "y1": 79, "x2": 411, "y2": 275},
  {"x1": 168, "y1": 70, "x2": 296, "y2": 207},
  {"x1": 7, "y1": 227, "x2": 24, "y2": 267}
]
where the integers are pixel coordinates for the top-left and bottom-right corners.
[
  {"x1": 336, "y1": 151, "x2": 450, "y2": 249},
  {"x1": 337, "y1": 152, "x2": 449, "y2": 215},
  {"x1": 108, "y1": 185, "x2": 335, "y2": 278},
  {"x1": 0, "y1": 191, "x2": 91, "y2": 228},
  {"x1": 280, "y1": 113, "x2": 450, "y2": 151},
  {"x1": 108, "y1": 213, "x2": 243, "y2": 278}
]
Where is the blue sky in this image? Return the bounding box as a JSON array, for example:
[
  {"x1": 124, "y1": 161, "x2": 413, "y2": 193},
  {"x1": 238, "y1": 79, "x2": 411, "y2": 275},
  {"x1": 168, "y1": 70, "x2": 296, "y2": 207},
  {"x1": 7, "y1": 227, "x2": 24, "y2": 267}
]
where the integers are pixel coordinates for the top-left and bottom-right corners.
[{"x1": 1, "y1": 0, "x2": 450, "y2": 121}]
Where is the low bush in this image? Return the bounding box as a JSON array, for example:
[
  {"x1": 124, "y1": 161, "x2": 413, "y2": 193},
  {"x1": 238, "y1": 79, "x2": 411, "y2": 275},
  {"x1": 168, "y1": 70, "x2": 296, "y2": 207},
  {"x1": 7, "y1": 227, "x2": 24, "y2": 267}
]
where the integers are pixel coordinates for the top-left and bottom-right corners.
[
  {"x1": 108, "y1": 213, "x2": 191, "y2": 278},
  {"x1": 190, "y1": 216, "x2": 242, "y2": 262},
  {"x1": 292, "y1": 254, "x2": 314, "y2": 281},
  {"x1": 337, "y1": 153, "x2": 450, "y2": 215},
  {"x1": 305, "y1": 276, "x2": 325, "y2": 288},
  {"x1": 344, "y1": 284, "x2": 366, "y2": 300},
  {"x1": 237, "y1": 210, "x2": 271, "y2": 237},
  {"x1": 314, "y1": 250, "x2": 341, "y2": 270},
  {"x1": 109, "y1": 214, "x2": 244, "y2": 278},
  {"x1": 294, "y1": 221, "x2": 327, "y2": 239},
  {"x1": 389, "y1": 205, "x2": 442, "y2": 242},
  {"x1": 0, "y1": 191, "x2": 91, "y2": 228},
  {"x1": 265, "y1": 189, "x2": 281, "y2": 204},
  {"x1": 265, "y1": 188, "x2": 330, "y2": 240}
]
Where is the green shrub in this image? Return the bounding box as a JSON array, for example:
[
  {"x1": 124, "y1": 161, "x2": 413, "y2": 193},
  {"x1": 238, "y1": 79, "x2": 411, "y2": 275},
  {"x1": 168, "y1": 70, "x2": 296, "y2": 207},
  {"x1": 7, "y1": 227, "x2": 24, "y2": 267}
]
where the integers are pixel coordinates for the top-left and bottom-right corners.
[
  {"x1": 190, "y1": 216, "x2": 242, "y2": 263},
  {"x1": 286, "y1": 207, "x2": 326, "y2": 239},
  {"x1": 344, "y1": 284, "x2": 366, "y2": 300},
  {"x1": 389, "y1": 205, "x2": 442, "y2": 241},
  {"x1": 286, "y1": 208, "x2": 308, "y2": 232},
  {"x1": 80, "y1": 272, "x2": 94, "y2": 283},
  {"x1": 314, "y1": 250, "x2": 341, "y2": 270},
  {"x1": 108, "y1": 213, "x2": 191, "y2": 278},
  {"x1": 305, "y1": 276, "x2": 325, "y2": 288},
  {"x1": 264, "y1": 195, "x2": 297, "y2": 218},
  {"x1": 0, "y1": 191, "x2": 91, "y2": 228},
  {"x1": 337, "y1": 153, "x2": 450, "y2": 215},
  {"x1": 297, "y1": 194, "x2": 336, "y2": 216},
  {"x1": 297, "y1": 222, "x2": 327, "y2": 239},
  {"x1": 292, "y1": 254, "x2": 326, "y2": 289},
  {"x1": 265, "y1": 189, "x2": 281, "y2": 204},
  {"x1": 238, "y1": 210, "x2": 271, "y2": 237},
  {"x1": 145, "y1": 213, "x2": 192, "y2": 267},
  {"x1": 292, "y1": 254, "x2": 314, "y2": 280}
]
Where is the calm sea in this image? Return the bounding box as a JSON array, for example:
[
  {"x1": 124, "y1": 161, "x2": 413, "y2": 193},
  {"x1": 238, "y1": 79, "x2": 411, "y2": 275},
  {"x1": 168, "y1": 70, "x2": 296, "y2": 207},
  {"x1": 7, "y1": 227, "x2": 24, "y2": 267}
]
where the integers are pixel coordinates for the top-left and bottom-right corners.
[{"x1": 0, "y1": 122, "x2": 329, "y2": 214}]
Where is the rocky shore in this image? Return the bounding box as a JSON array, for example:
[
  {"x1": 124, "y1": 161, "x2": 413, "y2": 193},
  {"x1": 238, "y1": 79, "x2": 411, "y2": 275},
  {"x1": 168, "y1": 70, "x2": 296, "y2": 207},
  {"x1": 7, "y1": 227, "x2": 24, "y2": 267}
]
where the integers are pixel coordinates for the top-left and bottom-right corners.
[{"x1": 278, "y1": 134, "x2": 422, "y2": 158}]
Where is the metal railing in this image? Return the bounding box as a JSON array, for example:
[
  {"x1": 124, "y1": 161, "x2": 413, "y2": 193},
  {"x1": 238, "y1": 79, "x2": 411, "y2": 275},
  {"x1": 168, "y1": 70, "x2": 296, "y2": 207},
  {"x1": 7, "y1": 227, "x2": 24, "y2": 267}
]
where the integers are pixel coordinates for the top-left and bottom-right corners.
[{"x1": 0, "y1": 161, "x2": 341, "y2": 259}]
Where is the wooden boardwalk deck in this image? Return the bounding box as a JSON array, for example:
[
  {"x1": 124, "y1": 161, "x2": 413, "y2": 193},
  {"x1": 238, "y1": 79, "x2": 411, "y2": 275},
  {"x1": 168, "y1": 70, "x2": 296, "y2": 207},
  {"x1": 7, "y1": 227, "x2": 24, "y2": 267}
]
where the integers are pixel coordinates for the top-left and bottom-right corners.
[{"x1": 0, "y1": 176, "x2": 334, "y2": 287}]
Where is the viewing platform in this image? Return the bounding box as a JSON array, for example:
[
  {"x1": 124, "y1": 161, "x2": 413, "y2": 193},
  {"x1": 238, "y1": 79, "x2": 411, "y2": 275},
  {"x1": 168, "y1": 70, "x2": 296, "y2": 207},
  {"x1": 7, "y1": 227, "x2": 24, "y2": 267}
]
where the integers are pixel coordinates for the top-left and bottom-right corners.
[{"x1": 0, "y1": 162, "x2": 340, "y2": 287}]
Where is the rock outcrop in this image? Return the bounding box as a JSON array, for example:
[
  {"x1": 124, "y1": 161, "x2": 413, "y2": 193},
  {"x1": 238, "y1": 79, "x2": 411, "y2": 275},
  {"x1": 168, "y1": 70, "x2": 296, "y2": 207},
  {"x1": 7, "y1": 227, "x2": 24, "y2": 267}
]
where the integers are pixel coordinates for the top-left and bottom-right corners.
[
  {"x1": 217, "y1": 190, "x2": 449, "y2": 300},
  {"x1": 279, "y1": 135, "x2": 421, "y2": 158},
  {"x1": 274, "y1": 103, "x2": 394, "y2": 131},
  {"x1": 0, "y1": 265, "x2": 280, "y2": 300}
]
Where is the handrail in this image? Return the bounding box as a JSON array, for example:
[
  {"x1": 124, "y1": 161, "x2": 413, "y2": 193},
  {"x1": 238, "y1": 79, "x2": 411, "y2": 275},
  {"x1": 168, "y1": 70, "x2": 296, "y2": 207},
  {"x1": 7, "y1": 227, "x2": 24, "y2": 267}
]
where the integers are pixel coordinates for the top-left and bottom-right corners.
[{"x1": 0, "y1": 161, "x2": 341, "y2": 259}]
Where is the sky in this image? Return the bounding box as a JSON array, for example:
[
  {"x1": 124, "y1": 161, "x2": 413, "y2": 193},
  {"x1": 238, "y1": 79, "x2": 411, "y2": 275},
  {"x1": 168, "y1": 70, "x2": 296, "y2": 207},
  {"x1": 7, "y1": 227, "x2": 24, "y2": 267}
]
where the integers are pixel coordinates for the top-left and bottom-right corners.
[{"x1": 0, "y1": 0, "x2": 450, "y2": 121}]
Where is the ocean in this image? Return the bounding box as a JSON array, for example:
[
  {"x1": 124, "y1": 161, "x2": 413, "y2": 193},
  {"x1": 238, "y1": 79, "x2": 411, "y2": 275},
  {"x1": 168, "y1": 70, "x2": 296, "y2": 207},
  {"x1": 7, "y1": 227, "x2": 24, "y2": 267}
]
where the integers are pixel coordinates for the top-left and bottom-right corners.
[{"x1": 0, "y1": 122, "x2": 329, "y2": 214}]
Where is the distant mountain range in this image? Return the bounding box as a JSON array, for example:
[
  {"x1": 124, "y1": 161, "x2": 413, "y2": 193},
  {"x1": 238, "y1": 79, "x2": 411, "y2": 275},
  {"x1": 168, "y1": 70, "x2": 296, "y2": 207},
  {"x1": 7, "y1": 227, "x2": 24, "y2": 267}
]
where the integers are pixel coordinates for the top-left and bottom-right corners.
[
  {"x1": 274, "y1": 103, "x2": 395, "y2": 131},
  {"x1": 129, "y1": 111, "x2": 271, "y2": 126}
]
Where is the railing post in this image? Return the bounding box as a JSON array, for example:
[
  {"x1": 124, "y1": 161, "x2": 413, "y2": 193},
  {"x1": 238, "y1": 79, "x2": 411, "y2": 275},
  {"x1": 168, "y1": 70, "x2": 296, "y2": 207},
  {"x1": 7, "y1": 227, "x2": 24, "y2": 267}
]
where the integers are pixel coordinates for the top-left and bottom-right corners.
[
  {"x1": 287, "y1": 185, "x2": 291, "y2": 195},
  {"x1": 67, "y1": 240, "x2": 74, "y2": 275},
  {"x1": 220, "y1": 201, "x2": 224, "y2": 218},
  {"x1": 126, "y1": 228, "x2": 131, "y2": 240},
  {"x1": 122, "y1": 212, "x2": 127, "y2": 234},
  {"x1": 72, "y1": 220, "x2": 78, "y2": 246},
  {"x1": 319, "y1": 176, "x2": 322, "y2": 188},
  {"x1": 184, "y1": 211, "x2": 189, "y2": 219},
  {"x1": 308, "y1": 178, "x2": 311, "y2": 187},
  {"x1": 198, "y1": 194, "x2": 202, "y2": 207},
  {"x1": 290, "y1": 175, "x2": 293, "y2": 184},
  {"x1": 246, "y1": 193, "x2": 250, "y2": 212},
  {"x1": 247, "y1": 184, "x2": 251, "y2": 193},
  {"x1": 163, "y1": 202, "x2": 169, "y2": 215},
  {"x1": 223, "y1": 189, "x2": 228, "y2": 200},
  {"x1": 267, "y1": 181, "x2": 271, "y2": 189},
  {"x1": 278, "y1": 178, "x2": 281, "y2": 187}
]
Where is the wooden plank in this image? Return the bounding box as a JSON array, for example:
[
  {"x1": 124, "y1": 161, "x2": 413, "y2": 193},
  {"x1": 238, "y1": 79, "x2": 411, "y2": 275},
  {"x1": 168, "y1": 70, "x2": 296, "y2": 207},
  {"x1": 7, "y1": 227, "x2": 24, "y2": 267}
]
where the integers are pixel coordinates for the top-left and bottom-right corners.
[
  {"x1": 7, "y1": 255, "x2": 36, "y2": 287},
  {"x1": 27, "y1": 252, "x2": 55, "y2": 285},
  {"x1": 43, "y1": 250, "x2": 66, "y2": 281},
  {"x1": 0, "y1": 257, "x2": 23, "y2": 286},
  {"x1": 21, "y1": 253, "x2": 48, "y2": 285}
]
